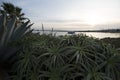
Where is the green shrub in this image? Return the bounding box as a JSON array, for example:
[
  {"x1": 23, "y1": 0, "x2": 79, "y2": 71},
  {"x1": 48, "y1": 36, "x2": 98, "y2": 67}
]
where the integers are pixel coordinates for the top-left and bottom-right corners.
[{"x1": 11, "y1": 33, "x2": 120, "y2": 80}]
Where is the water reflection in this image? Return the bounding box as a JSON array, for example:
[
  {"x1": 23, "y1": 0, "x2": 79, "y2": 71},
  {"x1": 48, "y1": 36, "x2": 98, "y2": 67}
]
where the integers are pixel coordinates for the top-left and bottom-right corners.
[
  {"x1": 76, "y1": 32, "x2": 120, "y2": 39},
  {"x1": 33, "y1": 31, "x2": 120, "y2": 39},
  {"x1": 56, "y1": 32, "x2": 120, "y2": 38}
]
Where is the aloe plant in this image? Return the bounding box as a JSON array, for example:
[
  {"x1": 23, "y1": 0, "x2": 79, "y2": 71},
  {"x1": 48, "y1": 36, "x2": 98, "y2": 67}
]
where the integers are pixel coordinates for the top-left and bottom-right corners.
[
  {"x1": 0, "y1": 12, "x2": 32, "y2": 61},
  {"x1": 39, "y1": 63, "x2": 74, "y2": 80},
  {"x1": 0, "y1": 12, "x2": 33, "y2": 79},
  {"x1": 80, "y1": 63, "x2": 111, "y2": 80},
  {"x1": 38, "y1": 41, "x2": 68, "y2": 67}
]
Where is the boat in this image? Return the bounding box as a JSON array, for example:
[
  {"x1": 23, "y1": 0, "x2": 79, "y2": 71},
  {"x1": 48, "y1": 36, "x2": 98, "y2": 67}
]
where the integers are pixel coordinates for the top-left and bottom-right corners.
[{"x1": 67, "y1": 31, "x2": 75, "y2": 34}]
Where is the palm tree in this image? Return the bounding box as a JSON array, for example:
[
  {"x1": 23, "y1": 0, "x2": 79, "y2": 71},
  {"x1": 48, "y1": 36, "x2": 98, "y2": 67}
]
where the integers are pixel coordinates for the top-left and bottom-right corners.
[{"x1": 0, "y1": 2, "x2": 27, "y2": 23}]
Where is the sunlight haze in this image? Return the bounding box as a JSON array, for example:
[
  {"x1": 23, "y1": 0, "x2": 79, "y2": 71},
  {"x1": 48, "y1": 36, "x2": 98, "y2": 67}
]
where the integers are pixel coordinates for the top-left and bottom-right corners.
[{"x1": 1, "y1": 0, "x2": 120, "y2": 30}]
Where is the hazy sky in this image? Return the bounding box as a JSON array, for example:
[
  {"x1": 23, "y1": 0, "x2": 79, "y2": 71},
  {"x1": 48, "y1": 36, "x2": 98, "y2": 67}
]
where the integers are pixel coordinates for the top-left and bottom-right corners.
[{"x1": 0, "y1": 0, "x2": 120, "y2": 30}]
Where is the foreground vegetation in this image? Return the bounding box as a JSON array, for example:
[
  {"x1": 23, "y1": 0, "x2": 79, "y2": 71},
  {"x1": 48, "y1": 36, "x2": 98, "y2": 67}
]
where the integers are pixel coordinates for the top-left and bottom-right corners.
[
  {"x1": 0, "y1": 2, "x2": 120, "y2": 80},
  {"x1": 4, "y1": 33, "x2": 118, "y2": 80},
  {"x1": 1, "y1": 30, "x2": 119, "y2": 80},
  {"x1": 101, "y1": 38, "x2": 120, "y2": 48}
]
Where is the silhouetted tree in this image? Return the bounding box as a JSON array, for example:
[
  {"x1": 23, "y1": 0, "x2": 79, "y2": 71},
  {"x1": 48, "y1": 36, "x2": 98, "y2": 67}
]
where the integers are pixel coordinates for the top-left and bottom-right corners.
[{"x1": 0, "y1": 2, "x2": 27, "y2": 23}]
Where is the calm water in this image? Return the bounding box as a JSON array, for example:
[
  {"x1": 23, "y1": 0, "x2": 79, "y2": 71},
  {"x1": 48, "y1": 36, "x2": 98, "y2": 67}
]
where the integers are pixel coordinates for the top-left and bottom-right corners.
[
  {"x1": 33, "y1": 31, "x2": 120, "y2": 39},
  {"x1": 57, "y1": 32, "x2": 120, "y2": 38},
  {"x1": 76, "y1": 32, "x2": 120, "y2": 38}
]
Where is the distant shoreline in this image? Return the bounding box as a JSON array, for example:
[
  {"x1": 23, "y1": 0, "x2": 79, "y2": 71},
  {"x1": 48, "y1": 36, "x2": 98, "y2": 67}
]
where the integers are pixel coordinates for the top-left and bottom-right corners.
[{"x1": 34, "y1": 29, "x2": 120, "y2": 33}]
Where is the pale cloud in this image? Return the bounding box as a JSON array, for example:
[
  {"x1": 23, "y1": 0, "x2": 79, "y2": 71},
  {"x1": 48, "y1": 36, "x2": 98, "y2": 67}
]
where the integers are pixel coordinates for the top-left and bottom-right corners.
[{"x1": 0, "y1": 0, "x2": 120, "y2": 30}]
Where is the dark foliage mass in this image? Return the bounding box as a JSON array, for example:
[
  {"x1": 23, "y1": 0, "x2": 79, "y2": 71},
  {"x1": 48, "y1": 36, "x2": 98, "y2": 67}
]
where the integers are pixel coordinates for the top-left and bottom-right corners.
[
  {"x1": 101, "y1": 38, "x2": 120, "y2": 48},
  {"x1": 0, "y1": 5, "x2": 33, "y2": 79},
  {"x1": 7, "y1": 33, "x2": 119, "y2": 80}
]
